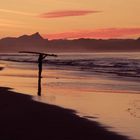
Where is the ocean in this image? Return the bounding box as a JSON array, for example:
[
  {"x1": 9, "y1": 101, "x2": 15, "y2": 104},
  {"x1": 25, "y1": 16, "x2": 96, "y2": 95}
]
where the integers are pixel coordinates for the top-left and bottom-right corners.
[{"x1": 0, "y1": 52, "x2": 140, "y2": 140}]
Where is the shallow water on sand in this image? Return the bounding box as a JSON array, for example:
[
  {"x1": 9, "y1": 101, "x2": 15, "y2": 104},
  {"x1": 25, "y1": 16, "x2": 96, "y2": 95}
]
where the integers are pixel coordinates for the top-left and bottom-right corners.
[{"x1": 0, "y1": 53, "x2": 140, "y2": 140}]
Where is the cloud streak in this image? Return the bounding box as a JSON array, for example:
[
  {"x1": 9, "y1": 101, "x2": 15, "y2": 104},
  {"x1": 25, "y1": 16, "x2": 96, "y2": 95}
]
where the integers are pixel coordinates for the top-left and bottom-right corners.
[
  {"x1": 43, "y1": 28, "x2": 140, "y2": 39},
  {"x1": 39, "y1": 10, "x2": 100, "y2": 18},
  {"x1": 0, "y1": 8, "x2": 35, "y2": 16}
]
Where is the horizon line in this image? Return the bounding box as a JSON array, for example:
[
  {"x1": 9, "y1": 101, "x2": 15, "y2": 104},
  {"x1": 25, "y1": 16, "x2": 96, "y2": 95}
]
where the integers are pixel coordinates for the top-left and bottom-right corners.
[{"x1": 0, "y1": 32, "x2": 140, "y2": 41}]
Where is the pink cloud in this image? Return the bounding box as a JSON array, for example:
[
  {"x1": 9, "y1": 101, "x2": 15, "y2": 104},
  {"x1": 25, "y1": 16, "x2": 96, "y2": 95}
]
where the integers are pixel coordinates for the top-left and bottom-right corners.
[
  {"x1": 43, "y1": 28, "x2": 140, "y2": 40},
  {"x1": 39, "y1": 10, "x2": 100, "y2": 18}
]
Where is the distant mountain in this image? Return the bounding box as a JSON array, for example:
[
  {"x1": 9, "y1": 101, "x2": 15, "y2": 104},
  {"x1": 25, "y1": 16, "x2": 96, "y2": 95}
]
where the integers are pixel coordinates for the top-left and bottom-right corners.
[
  {"x1": 0, "y1": 32, "x2": 140, "y2": 53},
  {"x1": 47, "y1": 38, "x2": 140, "y2": 52},
  {"x1": 18, "y1": 32, "x2": 44, "y2": 41},
  {"x1": 0, "y1": 32, "x2": 48, "y2": 53}
]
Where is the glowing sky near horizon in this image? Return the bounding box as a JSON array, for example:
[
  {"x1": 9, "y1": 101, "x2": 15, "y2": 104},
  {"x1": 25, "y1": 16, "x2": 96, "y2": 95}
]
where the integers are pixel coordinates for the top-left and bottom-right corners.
[{"x1": 0, "y1": 0, "x2": 140, "y2": 39}]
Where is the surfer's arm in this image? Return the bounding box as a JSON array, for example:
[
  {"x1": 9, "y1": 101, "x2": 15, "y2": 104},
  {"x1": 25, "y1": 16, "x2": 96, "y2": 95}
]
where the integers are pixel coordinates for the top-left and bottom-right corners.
[{"x1": 42, "y1": 54, "x2": 47, "y2": 59}]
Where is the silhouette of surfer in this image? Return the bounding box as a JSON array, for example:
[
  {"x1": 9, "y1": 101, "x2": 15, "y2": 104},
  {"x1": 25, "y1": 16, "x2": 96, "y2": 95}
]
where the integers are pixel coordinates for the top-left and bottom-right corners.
[
  {"x1": 19, "y1": 51, "x2": 57, "y2": 96},
  {"x1": 38, "y1": 54, "x2": 47, "y2": 96}
]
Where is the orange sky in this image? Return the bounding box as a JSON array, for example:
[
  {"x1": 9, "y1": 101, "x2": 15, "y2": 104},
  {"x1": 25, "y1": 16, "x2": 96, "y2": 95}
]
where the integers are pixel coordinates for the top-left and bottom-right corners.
[{"x1": 0, "y1": 0, "x2": 140, "y2": 39}]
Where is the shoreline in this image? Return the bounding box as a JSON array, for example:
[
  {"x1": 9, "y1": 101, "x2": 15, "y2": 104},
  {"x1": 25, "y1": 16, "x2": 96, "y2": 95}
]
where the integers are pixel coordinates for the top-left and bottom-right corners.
[
  {"x1": 0, "y1": 86, "x2": 130, "y2": 140},
  {"x1": 0, "y1": 54, "x2": 140, "y2": 140}
]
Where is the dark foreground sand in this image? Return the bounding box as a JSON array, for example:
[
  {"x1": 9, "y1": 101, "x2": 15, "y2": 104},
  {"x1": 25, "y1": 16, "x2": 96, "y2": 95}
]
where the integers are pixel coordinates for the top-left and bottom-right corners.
[{"x1": 0, "y1": 87, "x2": 130, "y2": 140}]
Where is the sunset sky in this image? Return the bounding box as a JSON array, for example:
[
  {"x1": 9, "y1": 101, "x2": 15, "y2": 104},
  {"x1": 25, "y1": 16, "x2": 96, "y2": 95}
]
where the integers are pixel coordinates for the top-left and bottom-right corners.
[{"x1": 0, "y1": 0, "x2": 140, "y2": 39}]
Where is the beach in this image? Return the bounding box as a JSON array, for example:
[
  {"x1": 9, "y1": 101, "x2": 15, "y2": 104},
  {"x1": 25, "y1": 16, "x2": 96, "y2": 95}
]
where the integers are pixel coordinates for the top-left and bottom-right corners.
[
  {"x1": 0, "y1": 53, "x2": 140, "y2": 140},
  {"x1": 0, "y1": 86, "x2": 131, "y2": 140}
]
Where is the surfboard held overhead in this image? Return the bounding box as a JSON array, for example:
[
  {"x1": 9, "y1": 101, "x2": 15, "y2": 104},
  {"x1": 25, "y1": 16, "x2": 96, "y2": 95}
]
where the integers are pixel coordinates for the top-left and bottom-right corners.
[{"x1": 19, "y1": 51, "x2": 57, "y2": 57}]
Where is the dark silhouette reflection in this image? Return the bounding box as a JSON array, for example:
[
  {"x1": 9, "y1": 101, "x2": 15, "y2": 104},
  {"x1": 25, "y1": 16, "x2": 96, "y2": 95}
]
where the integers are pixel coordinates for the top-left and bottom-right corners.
[
  {"x1": 0, "y1": 67, "x2": 4, "y2": 70},
  {"x1": 0, "y1": 87, "x2": 130, "y2": 140}
]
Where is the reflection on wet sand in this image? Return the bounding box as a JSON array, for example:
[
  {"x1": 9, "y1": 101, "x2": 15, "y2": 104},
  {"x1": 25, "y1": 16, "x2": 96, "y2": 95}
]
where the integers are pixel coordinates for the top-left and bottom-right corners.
[{"x1": 0, "y1": 61, "x2": 140, "y2": 140}]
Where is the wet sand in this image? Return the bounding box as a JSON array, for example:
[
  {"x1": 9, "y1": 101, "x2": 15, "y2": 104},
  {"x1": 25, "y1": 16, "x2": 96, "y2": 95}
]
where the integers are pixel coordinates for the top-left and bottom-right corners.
[
  {"x1": 1, "y1": 57, "x2": 140, "y2": 139},
  {"x1": 0, "y1": 86, "x2": 130, "y2": 140}
]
